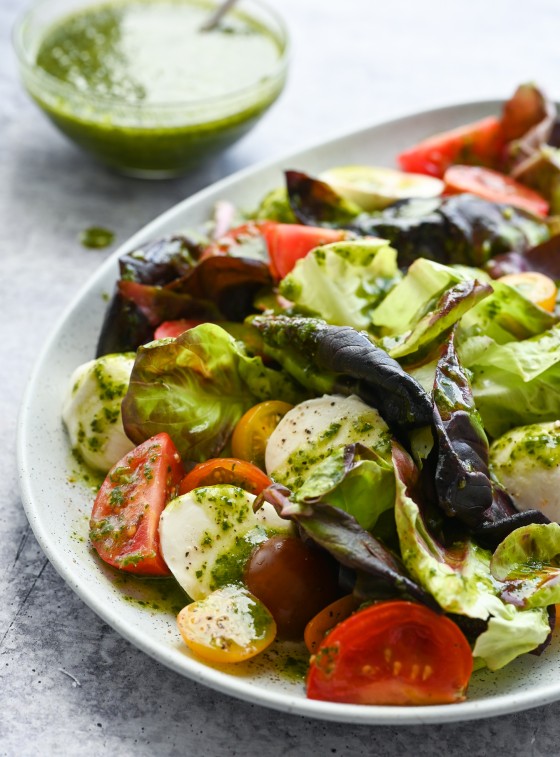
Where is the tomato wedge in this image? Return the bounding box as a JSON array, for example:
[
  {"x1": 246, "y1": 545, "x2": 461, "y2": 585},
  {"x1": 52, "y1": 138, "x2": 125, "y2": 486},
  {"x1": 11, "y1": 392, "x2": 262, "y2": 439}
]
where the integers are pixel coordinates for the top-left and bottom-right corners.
[
  {"x1": 231, "y1": 400, "x2": 293, "y2": 470},
  {"x1": 397, "y1": 116, "x2": 504, "y2": 178},
  {"x1": 444, "y1": 165, "x2": 549, "y2": 216},
  {"x1": 307, "y1": 601, "x2": 473, "y2": 706},
  {"x1": 264, "y1": 224, "x2": 348, "y2": 280},
  {"x1": 178, "y1": 458, "x2": 272, "y2": 496},
  {"x1": 154, "y1": 319, "x2": 208, "y2": 340},
  {"x1": 90, "y1": 432, "x2": 185, "y2": 575}
]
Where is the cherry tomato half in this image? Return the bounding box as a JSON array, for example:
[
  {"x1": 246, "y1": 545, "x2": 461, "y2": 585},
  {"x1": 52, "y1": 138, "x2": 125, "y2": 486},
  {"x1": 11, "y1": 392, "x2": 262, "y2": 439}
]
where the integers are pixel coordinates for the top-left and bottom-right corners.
[
  {"x1": 304, "y1": 594, "x2": 359, "y2": 654},
  {"x1": 498, "y1": 271, "x2": 558, "y2": 312},
  {"x1": 443, "y1": 165, "x2": 549, "y2": 216},
  {"x1": 177, "y1": 585, "x2": 276, "y2": 663},
  {"x1": 231, "y1": 400, "x2": 293, "y2": 470},
  {"x1": 90, "y1": 432, "x2": 185, "y2": 575},
  {"x1": 307, "y1": 601, "x2": 473, "y2": 706},
  {"x1": 178, "y1": 458, "x2": 272, "y2": 496},
  {"x1": 397, "y1": 116, "x2": 504, "y2": 178},
  {"x1": 244, "y1": 535, "x2": 342, "y2": 640}
]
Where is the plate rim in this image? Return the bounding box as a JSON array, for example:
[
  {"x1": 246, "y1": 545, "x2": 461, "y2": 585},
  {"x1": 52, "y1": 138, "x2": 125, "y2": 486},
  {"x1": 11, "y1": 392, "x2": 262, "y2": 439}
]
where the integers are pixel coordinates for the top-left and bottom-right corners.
[{"x1": 17, "y1": 96, "x2": 560, "y2": 725}]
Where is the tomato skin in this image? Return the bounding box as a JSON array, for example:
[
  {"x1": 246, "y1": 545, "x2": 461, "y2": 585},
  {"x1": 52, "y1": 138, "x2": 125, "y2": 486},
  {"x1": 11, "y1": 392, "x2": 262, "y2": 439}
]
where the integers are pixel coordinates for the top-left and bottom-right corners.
[
  {"x1": 244, "y1": 535, "x2": 342, "y2": 640},
  {"x1": 153, "y1": 319, "x2": 208, "y2": 340},
  {"x1": 444, "y1": 165, "x2": 549, "y2": 216},
  {"x1": 304, "y1": 594, "x2": 359, "y2": 654},
  {"x1": 199, "y1": 220, "x2": 346, "y2": 281},
  {"x1": 178, "y1": 458, "x2": 273, "y2": 496},
  {"x1": 307, "y1": 601, "x2": 473, "y2": 706},
  {"x1": 397, "y1": 116, "x2": 504, "y2": 178},
  {"x1": 265, "y1": 224, "x2": 348, "y2": 280},
  {"x1": 231, "y1": 400, "x2": 293, "y2": 470},
  {"x1": 90, "y1": 432, "x2": 185, "y2": 575}
]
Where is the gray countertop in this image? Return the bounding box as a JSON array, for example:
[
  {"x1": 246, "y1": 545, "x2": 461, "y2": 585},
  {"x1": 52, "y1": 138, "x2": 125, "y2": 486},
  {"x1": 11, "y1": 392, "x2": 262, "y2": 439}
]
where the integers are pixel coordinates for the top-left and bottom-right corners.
[{"x1": 4, "y1": 0, "x2": 560, "y2": 753}]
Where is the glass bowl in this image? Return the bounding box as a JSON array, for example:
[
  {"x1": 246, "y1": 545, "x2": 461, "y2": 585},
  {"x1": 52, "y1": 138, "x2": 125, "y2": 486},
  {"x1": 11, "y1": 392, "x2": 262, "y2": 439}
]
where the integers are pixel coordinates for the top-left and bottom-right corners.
[{"x1": 13, "y1": 0, "x2": 290, "y2": 178}]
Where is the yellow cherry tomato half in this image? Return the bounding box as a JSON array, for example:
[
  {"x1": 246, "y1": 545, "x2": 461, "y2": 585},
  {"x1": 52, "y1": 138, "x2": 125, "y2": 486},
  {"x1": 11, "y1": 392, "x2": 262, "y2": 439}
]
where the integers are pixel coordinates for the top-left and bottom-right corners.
[
  {"x1": 177, "y1": 585, "x2": 276, "y2": 664},
  {"x1": 304, "y1": 594, "x2": 359, "y2": 654},
  {"x1": 498, "y1": 271, "x2": 558, "y2": 312},
  {"x1": 231, "y1": 400, "x2": 293, "y2": 470}
]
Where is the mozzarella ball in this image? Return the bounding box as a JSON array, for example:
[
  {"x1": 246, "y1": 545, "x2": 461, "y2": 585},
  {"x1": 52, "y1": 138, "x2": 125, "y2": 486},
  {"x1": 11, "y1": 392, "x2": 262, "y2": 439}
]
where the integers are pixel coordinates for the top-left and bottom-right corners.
[
  {"x1": 62, "y1": 353, "x2": 135, "y2": 472},
  {"x1": 489, "y1": 421, "x2": 560, "y2": 522}
]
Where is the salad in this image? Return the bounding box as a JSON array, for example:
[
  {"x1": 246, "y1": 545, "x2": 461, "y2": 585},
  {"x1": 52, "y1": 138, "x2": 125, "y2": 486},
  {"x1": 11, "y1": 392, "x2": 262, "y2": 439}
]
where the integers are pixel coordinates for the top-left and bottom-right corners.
[{"x1": 62, "y1": 82, "x2": 560, "y2": 707}]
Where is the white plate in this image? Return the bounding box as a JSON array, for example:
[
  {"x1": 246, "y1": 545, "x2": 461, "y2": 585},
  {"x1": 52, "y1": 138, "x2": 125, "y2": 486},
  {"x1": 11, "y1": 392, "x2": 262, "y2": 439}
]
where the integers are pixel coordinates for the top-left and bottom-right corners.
[{"x1": 17, "y1": 100, "x2": 560, "y2": 725}]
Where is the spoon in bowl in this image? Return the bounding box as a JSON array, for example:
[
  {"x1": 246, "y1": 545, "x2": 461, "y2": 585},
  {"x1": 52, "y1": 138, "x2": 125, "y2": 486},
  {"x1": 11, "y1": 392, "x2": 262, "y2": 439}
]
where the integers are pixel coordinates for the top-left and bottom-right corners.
[{"x1": 199, "y1": 0, "x2": 239, "y2": 31}]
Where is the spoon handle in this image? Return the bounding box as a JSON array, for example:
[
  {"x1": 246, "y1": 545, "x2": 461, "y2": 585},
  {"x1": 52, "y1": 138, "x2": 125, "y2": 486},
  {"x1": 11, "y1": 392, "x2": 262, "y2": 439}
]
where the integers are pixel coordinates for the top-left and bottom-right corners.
[{"x1": 199, "y1": 0, "x2": 239, "y2": 32}]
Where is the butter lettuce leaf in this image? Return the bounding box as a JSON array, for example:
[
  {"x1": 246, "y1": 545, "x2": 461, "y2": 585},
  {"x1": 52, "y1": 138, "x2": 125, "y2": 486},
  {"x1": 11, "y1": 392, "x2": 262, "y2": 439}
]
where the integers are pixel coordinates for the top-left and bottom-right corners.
[
  {"x1": 284, "y1": 444, "x2": 395, "y2": 534},
  {"x1": 490, "y1": 523, "x2": 560, "y2": 608},
  {"x1": 387, "y1": 279, "x2": 492, "y2": 360},
  {"x1": 458, "y1": 279, "x2": 557, "y2": 344},
  {"x1": 122, "y1": 323, "x2": 306, "y2": 462},
  {"x1": 394, "y1": 446, "x2": 502, "y2": 621},
  {"x1": 279, "y1": 239, "x2": 400, "y2": 331},
  {"x1": 393, "y1": 445, "x2": 552, "y2": 669},
  {"x1": 472, "y1": 606, "x2": 551, "y2": 670},
  {"x1": 371, "y1": 257, "x2": 464, "y2": 337},
  {"x1": 462, "y1": 324, "x2": 560, "y2": 437}
]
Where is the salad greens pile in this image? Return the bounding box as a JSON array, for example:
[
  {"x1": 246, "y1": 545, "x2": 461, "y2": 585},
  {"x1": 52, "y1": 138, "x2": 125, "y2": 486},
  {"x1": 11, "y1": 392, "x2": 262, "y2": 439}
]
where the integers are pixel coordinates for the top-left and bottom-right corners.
[{"x1": 66, "y1": 82, "x2": 560, "y2": 703}]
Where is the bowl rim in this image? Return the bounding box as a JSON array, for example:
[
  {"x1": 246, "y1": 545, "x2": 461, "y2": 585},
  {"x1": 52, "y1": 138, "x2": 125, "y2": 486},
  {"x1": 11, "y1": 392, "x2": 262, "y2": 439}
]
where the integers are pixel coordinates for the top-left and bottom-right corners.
[{"x1": 12, "y1": 0, "x2": 291, "y2": 115}]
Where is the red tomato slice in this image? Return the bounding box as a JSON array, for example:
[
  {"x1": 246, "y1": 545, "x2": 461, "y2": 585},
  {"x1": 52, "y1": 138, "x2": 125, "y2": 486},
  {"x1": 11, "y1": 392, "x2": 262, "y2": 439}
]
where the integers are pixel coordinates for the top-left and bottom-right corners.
[
  {"x1": 444, "y1": 165, "x2": 549, "y2": 216},
  {"x1": 307, "y1": 600, "x2": 473, "y2": 706},
  {"x1": 397, "y1": 116, "x2": 504, "y2": 178},
  {"x1": 154, "y1": 319, "x2": 208, "y2": 340},
  {"x1": 90, "y1": 433, "x2": 185, "y2": 575},
  {"x1": 179, "y1": 458, "x2": 272, "y2": 496},
  {"x1": 264, "y1": 224, "x2": 348, "y2": 280}
]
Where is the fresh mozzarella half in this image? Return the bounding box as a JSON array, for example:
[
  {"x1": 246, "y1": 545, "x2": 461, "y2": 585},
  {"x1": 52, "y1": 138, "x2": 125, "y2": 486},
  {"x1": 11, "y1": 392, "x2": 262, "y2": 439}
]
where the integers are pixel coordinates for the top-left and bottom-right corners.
[
  {"x1": 489, "y1": 421, "x2": 560, "y2": 523},
  {"x1": 319, "y1": 165, "x2": 444, "y2": 211},
  {"x1": 159, "y1": 484, "x2": 293, "y2": 601},
  {"x1": 62, "y1": 353, "x2": 135, "y2": 472},
  {"x1": 265, "y1": 393, "x2": 391, "y2": 488}
]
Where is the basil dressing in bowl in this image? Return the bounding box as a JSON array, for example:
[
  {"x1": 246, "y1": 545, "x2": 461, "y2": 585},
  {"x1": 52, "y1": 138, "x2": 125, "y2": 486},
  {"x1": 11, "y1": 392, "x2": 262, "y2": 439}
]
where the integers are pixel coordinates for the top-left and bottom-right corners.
[{"x1": 14, "y1": 0, "x2": 289, "y2": 177}]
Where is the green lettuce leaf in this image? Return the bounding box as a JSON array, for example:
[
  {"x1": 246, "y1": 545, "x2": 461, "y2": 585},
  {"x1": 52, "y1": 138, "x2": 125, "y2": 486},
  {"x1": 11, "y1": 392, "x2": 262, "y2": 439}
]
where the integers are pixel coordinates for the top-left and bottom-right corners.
[
  {"x1": 278, "y1": 239, "x2": 401, "y2": 331},
  {"x1": 471, "y1": 606, "x2": 551, "y2": 670},
  {"x1": 490, "y1": 523, "x2": 560, "y2": 608},
  {"x1": 393, "y1": 445, "x2": 551, "y2": 669},
  {"x1": 121, "y1": 323, "x2": 306, "y2": 461},
  {"x1": 286, "y1": 445, "x2": 394, "y2": 534},
  {"x1": 458, "y1": 279, "x2": 557, "y2": 344},
  {"x1": 462, "y1": 324, "x2": 560, "y2": 437},
  {"x1": 371, "y1": 258, "x2": 464, "y2": 336},
  {"x1": 387, "y1": 279, "x2": 492, "y2": 360}
]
